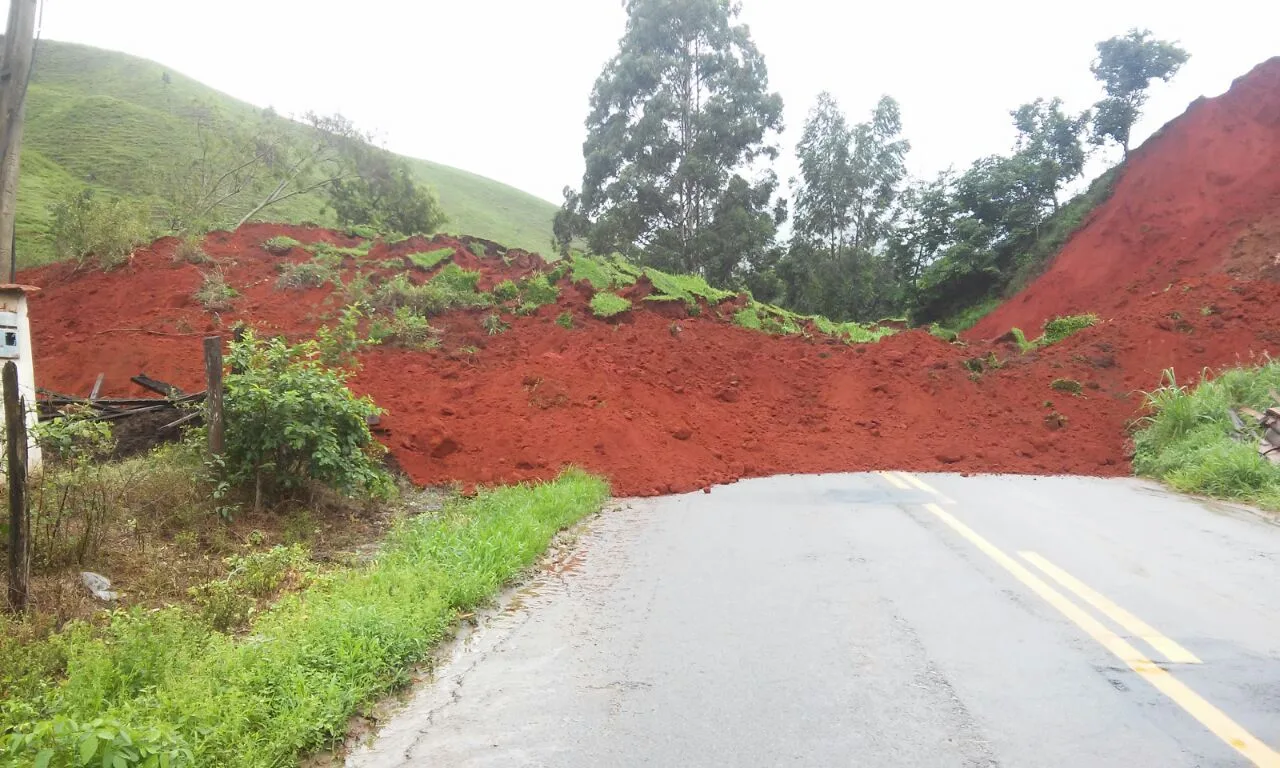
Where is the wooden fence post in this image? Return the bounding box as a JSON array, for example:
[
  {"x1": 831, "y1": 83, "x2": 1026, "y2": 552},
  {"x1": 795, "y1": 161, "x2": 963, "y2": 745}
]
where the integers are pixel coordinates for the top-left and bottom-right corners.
[
  {"x1": 203, "y1": 336, "x2": 224, "y2": 457},
  {"x1": 4, "y1": 360, "x2": 28, "y2": 613}
]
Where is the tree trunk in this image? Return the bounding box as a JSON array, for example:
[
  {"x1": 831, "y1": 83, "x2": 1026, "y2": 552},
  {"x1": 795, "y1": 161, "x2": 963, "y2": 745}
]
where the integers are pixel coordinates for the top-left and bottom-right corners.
[
  {"x1": 5, "y1": 360, "x2": 29, "y2": 613},
  {"x1": 0, "y1": 0, "x2": 39, "y2": 282}
]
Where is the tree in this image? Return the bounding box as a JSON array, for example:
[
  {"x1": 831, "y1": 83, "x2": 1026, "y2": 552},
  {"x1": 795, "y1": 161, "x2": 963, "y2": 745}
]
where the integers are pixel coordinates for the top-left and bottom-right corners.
[
  {"x1": 1011, "y1": 98, "x2": 1089, "y2": 211},
  {"x1": 326, "y1": 146, "x2": 447, "y2": 236},
  {"x1": 570, "y1": 0, "x2": 784, "y2": 276},
  {"x1": 847, "y1": 95, "x2": 910, "y2": 251},
  {"x1": 886, "y1": 172, "x2": 954, "y2": 306},
  {"x1": 1089, "y1": 29, "x2": 1189, "y2": 157},
  {"x1": 792, "y1": 92, "x2": 854, "y2": 259}
]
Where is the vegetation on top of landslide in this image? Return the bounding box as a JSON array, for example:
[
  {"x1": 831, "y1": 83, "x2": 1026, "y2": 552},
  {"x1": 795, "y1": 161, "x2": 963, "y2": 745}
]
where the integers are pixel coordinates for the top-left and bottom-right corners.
[
  {"x1": 372, "y1": 265, "x2": 492, "y2": 316},
  {"x1": 590, "y1": 291, "x2": 632, "y2": 318},
  {"x1": 0, "y1": 469, "x2": 609, "y2": 767},
  {"x1": 15, "y1": 40, "x2": 557, "y2": 267},
  {"x1": 1009, "y1": 313, "x2": 1098, "y2": 352},
  {"x1": 309, "y1": 240, "x2": 373, "y2": 261},
  {"x1": 49, "y1": 189, "x2": 151, "y2": 270},
  {"x1": 1134, "y1": 363, "x2": 1280, "y2": 511},
  {"x1": 193, "y1": 270, "x2": 238, "y2": 311},
  {"x1": 262, "y1": 235, "x2": 303, "y2": 254},
  {"x1": 732, "y1": 300, "x2": 895, "y2": 344},
  {"x1": 276, "y1": 259, "x2": 339, "y2": 291},
  {"x1": 408, "y1": 247, "x2": 454, "y2": 271}
]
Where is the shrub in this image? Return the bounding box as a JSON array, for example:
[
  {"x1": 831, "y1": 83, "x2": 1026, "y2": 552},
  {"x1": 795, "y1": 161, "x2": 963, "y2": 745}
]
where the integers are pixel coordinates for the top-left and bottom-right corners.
[
  {"x1": 262, "y1": 236, "x2": 303, "y2": 255},
  {"x1": 481, "y1": 313, "x2": 509, "y2": 335},
  {"x1": 590, "y1": 292, "x2": 631, "y2": 318},
  {"x1": 190, "y1": 545, "x2": 313, "y2": 631},
  {"x1": 1042, "y1": 313, "x2": 1098, "y2": 345},
  {"x1": 50, "y1": 189, "x2": 151, "y2": 269},
  {"x1": 407, "y1": 248, "x2": 453, "y2": 271},
  {"x1": 194, "y1": 271, "x2": 237, "y2": 311},
  {"x1": 492, "y1": 279, "x2": 519, "y2": 302},
  {"x1": 384, "y1": 307, "x2": 439, "y2": 349},
  {"x1": 556, "y1": 311, "x2": 574, "y2": 330},
  {"x1": 276, "y1": 260, "x2": 337, "y2": 290},
  {"x1": 222, "y1": 332, "x2": 392, "y2": 505},
  {"x1": 518, "y1": 275, "x2": 559, "y2": 312},
  {"x1": 32, "y1": 406, "x2": 115, "y2": 465},
  {"x1": 372, "y1": 268, "x2": 490, "y2": 316},
  {"x1": 315, "y1": 305, "x2": 370, "y2": 367}
]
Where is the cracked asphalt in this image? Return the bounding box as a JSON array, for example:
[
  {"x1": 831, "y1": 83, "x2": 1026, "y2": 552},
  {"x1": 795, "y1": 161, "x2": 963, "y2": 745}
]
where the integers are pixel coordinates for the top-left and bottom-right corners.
[{"x1": 347, "y1": 473, "x2": 1280, "y2": 767}]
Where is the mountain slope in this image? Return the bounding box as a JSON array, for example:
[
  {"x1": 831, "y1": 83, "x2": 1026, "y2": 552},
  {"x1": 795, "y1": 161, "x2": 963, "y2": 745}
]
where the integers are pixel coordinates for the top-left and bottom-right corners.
[{"x1": 13, "y1": 39, "x2": 557, "y2": 266}]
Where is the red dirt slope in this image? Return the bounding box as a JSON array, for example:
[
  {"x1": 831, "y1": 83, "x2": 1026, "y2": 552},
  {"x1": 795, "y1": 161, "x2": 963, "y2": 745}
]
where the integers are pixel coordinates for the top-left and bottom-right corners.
[
  {"x1": 971, "y1": 57, "x2": 1280, "y2": 339},
  {"x1": 19, "y1": 224, "x2": 1280, "y2": 496}
]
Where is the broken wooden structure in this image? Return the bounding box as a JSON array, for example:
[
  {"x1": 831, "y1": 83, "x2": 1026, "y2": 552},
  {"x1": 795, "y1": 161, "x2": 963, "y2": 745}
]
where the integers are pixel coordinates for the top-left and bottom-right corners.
[{"x1": 1236, "y1": 389, "x2": 1280, "y2": 465}]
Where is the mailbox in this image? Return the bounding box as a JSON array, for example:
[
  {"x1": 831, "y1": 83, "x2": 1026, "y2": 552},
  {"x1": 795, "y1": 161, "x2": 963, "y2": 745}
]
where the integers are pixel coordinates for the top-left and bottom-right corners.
[{"x1": 0, "y1": 310, "x2": 17, "y2": 359}]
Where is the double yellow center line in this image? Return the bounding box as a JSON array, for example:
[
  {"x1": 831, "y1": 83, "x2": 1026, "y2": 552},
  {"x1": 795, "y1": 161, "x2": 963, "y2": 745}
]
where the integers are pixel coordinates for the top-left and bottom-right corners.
[{"x1": 879, "y1": 471, "x2": 1280, "y2": 768}]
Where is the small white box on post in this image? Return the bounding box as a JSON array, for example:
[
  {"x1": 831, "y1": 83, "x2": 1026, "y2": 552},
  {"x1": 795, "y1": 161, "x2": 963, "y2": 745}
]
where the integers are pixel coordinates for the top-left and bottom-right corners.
[{"x1": 0, "y1": 284, "x2": 40, "y2": 470}]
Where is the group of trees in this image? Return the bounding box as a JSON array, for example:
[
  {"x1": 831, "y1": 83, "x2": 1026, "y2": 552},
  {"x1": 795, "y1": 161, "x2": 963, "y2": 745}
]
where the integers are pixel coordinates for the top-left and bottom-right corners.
[{"x1": 557, "y1": 2, "x2": 1189, "y2": 324}]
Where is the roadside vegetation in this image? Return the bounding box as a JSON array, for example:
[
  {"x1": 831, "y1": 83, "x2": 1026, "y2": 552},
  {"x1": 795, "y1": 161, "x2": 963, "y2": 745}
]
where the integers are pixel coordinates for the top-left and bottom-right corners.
[{"x1": 1134, "y1": 362, "x2": 1280, "y2": 510}]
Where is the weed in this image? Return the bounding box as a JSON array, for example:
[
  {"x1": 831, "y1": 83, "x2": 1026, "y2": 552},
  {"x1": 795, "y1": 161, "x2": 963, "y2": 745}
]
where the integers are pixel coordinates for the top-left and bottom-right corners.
[
  {"x1": 733, "y1": 306, "x2": 762, "y2": 330},
  {"x1": 1050, "y1": 378, "x2": 1083, "y2": 395},
  {"x1": 518, "y1": 275, "x2": 560, "y2": 311},
  {"x1": 315, "y1": 305, "x2": 370, "y2": 367},
  {"x1": 1041, "y1": 313, "x2": 1098, "y2": 344},
  {"x1": 1010, "y1": 328, "x2": 1037, "y2": 354},
  {"x1": 493, "y1": 279, "x2": 519, "y2": 302},
  {"x1": 346, "y1": 224, "x2": 380, "y2": 239},
  {"x1": 468, "y1": 241, "x2": 487, "y2": 259},
  {"x1": 408, "y1": 248, "x2": 454, "y2": 271},
  {"x1": 570, "y1": 253, "x2": 634, "y2": 290},
  {"x1": 643, "y1": 267, "x2": 733, "y2": 307},
  {"x1": 556, "y1": 311, "x2": 574, "y2": 329},
  {"x1": 262, "y1": 236, "x2": 303, "y2": 255},
  {"x1": 372, "y1": 267, "x2": 490, "y2": 315},
  {"x1": 276, "y1": 260, "x2": 337, "y2": 290},
  {"x1": 194, "y1": 270, "x2": 237, "y2": 311},
  {"x1": 928, "y1": 324, "x2": 959, "y2": 342},
  {"x1": 482, "y1": 313, "x2": 509, "y2": 336},
  {"x1": 0, "y1": 471, "x2": 609, "y2": 767},
  {"x1": 1200, "y1": 305, "x2": 1216, "y2": 316},
  {"x1": 173, "y1": 235, "x2": 212, "y2": 265},
  {"x1": 590, "y1": 292, "x2": 631, "y2": 318},
  {"x1": 311, "y1": 240, "x2": 373, "y2": 261}
]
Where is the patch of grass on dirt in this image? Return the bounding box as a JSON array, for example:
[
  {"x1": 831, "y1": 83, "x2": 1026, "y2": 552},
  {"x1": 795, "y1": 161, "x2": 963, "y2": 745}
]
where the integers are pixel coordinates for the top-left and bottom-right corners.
[
  {"x1": 194, "y1": 270, "x2": 237, "y2": 310},
  {"x1": 556, "y1": 311, "x2": 574, "y2": 329},
  {"x1": 0, "y1": 470, "x2": 610, "y2": 767},
  {"x1": 1010, "y1": 313, "x2": 1098, "y2": 352},
  {"x1": 569, "y1": 253, "x2": 635, "y2": 290},
  {"x1": 481, "y1": 313, "x2": 509, "y2": 335},
  {"x1": 276, "y1": 260, "x2": 338, "y2": 291},
  {"x1": 262, "y1": 235, "x2": 303, "y2": 254},
  {"x1": 517, "y1": 275, "x2": 559, "y2": 314},
  {"x1": 407, "y1": 248, "x2": 454, "y2": 271},
  {"x1": 590, "y1": 292, "x2": 631, "y2": 318},
  {"x1": 373, "y1": 266, "x2": 491, "y2": 315},
  {"x1": 310, "y1": 240, "x2": 373, "y2": 261},
  {"x1": 1050, "y1": 378, "x2": 1083, "y2": 395},
  {"x1": 368, "y1": 307, "x2": 441, "y2": 350},
  {"x1": 642, "y1": 268, "x2": 734, "y2": 308},
  {"x1": 1134, "y1": 364, "x2": 1280, "y2": 510}
]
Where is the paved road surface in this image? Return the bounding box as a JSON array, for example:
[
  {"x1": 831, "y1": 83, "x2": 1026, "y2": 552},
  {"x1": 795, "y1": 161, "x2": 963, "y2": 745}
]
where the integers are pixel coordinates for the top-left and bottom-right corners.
[{"x1": 348, "y1": 473, "x2": 1280, "y2": 767}]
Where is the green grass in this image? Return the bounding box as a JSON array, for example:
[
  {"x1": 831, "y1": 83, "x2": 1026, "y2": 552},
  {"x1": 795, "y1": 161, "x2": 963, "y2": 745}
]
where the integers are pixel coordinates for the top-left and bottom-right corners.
[
  {"x1": 262, "y1": 236, "x2": 302, "y2": 254},
  {"x1": 1009, "y1": 313, "x2": 1098, "y2": 352},
  {"x1": 589, "y1": 292, "x2": 631, "y2": 318},
  {"x1": 732, "y1": 300, "x2": 894, "y2": 344},
  {"x1": 569, "y1": 253, "x2": 635, "y2": 290},
  {"x1": 276, "y1": 260, "x2": 338, "y2": 291},
  {"x1": 0, "y1": 470, "x2": 610, "y2": 766},
  {"x1": 939, "y1": 297, "x2": 1001, "y2": 334},
  {"x1": 14, "y1": 39, "x2": 558, "y2": 268},
  {"x1": 407, "y1": 248, "x2": 454, "y2": 271},
  {"x1": 371, "y1": 267, "x2": 491, "y2": 316},
  {"x1": 1134, "y1": 364, "x2": 1280, "y2": 510}
]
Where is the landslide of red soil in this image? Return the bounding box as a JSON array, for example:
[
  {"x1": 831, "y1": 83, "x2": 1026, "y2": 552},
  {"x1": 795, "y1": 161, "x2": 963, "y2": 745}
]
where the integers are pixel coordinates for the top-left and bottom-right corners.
[
  {"x1": 971, "y1": 56, "x2": 1280, "y2": 339},
  {"x1": 20, "y1": 219, "x2": 1280, "y2": 496}
]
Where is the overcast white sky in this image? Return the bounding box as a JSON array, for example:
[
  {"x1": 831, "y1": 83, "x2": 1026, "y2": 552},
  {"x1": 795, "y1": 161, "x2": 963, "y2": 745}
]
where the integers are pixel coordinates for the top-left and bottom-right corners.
[{"x1": 16, "y1": 0, "x2": 1280, "y2": 203}]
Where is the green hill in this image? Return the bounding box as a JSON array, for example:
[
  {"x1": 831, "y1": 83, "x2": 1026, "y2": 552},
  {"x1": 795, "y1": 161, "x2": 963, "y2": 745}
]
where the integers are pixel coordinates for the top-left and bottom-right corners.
[{"x1": 14, "y1": 40, "x2": 558, "y2": 267}]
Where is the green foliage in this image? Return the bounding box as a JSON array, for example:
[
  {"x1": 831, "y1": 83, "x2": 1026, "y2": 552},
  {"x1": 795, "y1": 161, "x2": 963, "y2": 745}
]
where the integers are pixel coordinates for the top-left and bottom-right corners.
[
  {"x1": 32, "y1": 407, "x2": 115, "y2": 465},
  {"x1": 346, "y1": 224, "x2": 380, "y2": 239},
  {"x1": 314, "y1": 305, "x2": 371, "y2": 366},
  {"x1": 222, "y1": 331, "x2": 391, "y2": 503},
  {"x1": 492, "y1": 279, "x2": 519, "y2": 302},
  {"x1": 927, "y1": 324, "x2": 959, "y2": 343},
  {"x1": 189, "y1": 545, "x2": 313, "y2": 631},
  {"x1": 0, "y1": 470, "x2": 609, "y2": 767},
  {"x1": 262, "y1": 235, "x2": 302, "y2": 254},
  {"x1": 555, "y1": 311, "x2": 574, "y2": 330},
  {"x1": 642, "y1": 267, "x2": 734, "y2": 308},
  {"x1": 569, "y1": 252, "x2": 634, "y2": 290},
  {"x1": 481, "y1": 313, "x2": 509, "y2": 336},
  {"x1": 1011, "y1": 328, "x2": 1036, "y2": 354},
  {"x1": 327, "y1": 147, "x2": 447, "y2": 236},
  {"x1": 372, "y1": 268, "x2": 490, "y2": 318},
  {"x1": 1090, "y1": 29, "x2": 1190, "y2": 156},
  {"x1": 1134, "y1": 365, "x2": 1280, "y2": 510},
  {"x1": 378, "y1": 307, "x2": 439, "y2": 349},
  {"x1": 407, "y1": 248, "x2": 453, "y2": 271},
  {"x1": 568, "y1": 0, "x2": 783, "y2": 276},
  {"x1": 517, "y1": 274, "x2": 559, "y2": 312},
  {"x1": 193, "y1": 270, "x2": 237, "y2": 311},
  {"x1": 1051, "y1": 378, "x2": 1084, "y2": 395},
  {"x1": 275, "y1": 260, "x2": 337, "y2": 291},
  {"x1": 309, "y1": 240, "x2": 373, "y2": 261},
  {"x1": 589, "y1": 292, "x2": 631, "y2": 318},
  {"x1": 49, "y1": 189, "x2": 150, "y2": 269},
  {"x1": 1042, "y1": 313, "x2": 1098, "y2": 344},
  {"x1": 733, "y1": 306, "x2": 763, "y2": 331}
]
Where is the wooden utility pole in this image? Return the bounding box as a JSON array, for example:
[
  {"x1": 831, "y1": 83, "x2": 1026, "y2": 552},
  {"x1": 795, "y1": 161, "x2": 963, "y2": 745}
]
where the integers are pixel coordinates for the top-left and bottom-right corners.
[
  {"x1": 0, "y1": 0, "x2": 39, "y2": 282},
  {"x1": 203, "y1": 336, "x2": 225, "y2": 456},
  {"x1": 4, "y1": 360, "x2": 29, "y2": 613}
]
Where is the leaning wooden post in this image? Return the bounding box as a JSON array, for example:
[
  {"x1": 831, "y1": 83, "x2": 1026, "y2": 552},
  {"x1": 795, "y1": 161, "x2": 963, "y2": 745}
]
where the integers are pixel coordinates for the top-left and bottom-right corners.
[
  {"x1": 203, "y1": 336, "x2": 224, "y2": 457},
  {"x1": 4, "y1": 360, "x2": 29, "y2": 613}
]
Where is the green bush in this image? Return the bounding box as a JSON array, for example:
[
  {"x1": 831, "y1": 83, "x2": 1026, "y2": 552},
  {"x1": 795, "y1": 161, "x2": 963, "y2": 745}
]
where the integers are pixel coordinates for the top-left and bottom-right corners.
[
  {"x1": 492, "y1": 279, "x2": 519, "y2": 302},
  {"x1": 222, "y1": 332, "x2": 391, "y2": 504},
  {"x1": 517, "y1": 275, "x2": 559, "y2": 312},
  {"x1": 315, "y1": 305, "x2": 370, "y2": 367},
  {"x1": 481, "y1": 313, "x2": 509, "y2": 335},
  {"x1": 555, "y1": 311, "x2": 574, "y2": 330},
  {"x1": 50, "y1": 189, "x2": 151, "y2": 269},
  {"x1": 1134, "y1": 364, "x2": 1280, "y2": 510},
  {"x1": 32, "y1": 407, "x2": 115, "y2": 465},
  {"x1": 590, "y1": 292, "x2": 631, "y2": 318},
  {"x1": 1042, "y1": 313, "x2": 1098, "y2": 344},
  {"x1": 276, "y1": 260, "x2": 337, "y2": 291},
  {"x1": 174, "y1": 235, "x2": 211, "y2": 265},
  {"x1": 0, "y1": 470, "x2": 608, "y2": 767}
]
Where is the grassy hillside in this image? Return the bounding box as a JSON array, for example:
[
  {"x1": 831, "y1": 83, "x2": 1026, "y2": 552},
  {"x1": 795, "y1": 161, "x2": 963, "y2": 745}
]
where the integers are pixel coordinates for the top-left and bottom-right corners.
[{"x1": 14, "y1": 40, "x2": 558, "y2": 267}]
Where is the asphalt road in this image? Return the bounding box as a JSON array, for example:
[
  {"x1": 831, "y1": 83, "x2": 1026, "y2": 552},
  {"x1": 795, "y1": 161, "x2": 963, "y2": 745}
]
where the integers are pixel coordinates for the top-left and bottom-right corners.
[{"x1": 348, "y1": 473, "x2": 1280, "y2": 767}]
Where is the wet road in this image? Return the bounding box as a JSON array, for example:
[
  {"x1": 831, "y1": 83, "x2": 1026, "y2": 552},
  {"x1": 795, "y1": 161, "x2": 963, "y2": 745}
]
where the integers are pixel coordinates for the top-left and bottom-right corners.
[{"x1": 348, "y1": 473, "x2": 1280, "y2": 767}]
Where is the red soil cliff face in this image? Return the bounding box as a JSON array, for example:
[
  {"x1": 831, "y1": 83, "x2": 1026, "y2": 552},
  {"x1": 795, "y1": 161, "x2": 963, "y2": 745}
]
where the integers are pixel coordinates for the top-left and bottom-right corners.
[{"x1": 971, "y1": 57, "x2": 1280, "y2": 339}]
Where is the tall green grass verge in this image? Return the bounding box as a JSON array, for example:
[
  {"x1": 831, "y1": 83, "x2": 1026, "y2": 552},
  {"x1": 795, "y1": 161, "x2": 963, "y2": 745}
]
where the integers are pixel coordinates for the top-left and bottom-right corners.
[
  {"x1": 1134, "y1": 363, "x2": 1280, "y2": 510},
  {"x1": 0, "y1": 470, "x2": 610, "y2": 767}
]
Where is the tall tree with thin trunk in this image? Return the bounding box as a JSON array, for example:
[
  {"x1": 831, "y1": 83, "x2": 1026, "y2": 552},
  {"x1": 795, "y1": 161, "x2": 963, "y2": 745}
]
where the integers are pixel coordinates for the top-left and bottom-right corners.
[
  {"x1": 1011, "y1": 97, "x2": 1089, "y2": 212},
  {"x1": 571, "y1": 0, "x2": 784, "y2": 276},
  {"x1": 1089, "y1": 29, "x2": 1189, "y2": 158},
  {"x1": 792, "y1": 92, "x2": 854, "y2": 260}
]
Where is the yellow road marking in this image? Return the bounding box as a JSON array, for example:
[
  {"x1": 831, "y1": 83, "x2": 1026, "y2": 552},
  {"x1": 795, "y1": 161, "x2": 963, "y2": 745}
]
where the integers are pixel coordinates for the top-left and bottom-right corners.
[
  {"x1": 923, "y1": 502, "x2": 1280, "y2": 767},
  {"x1": 896, "y1": 472, "x2": 956, "y2": 503},
  {"x1": 1019, "y1": 551, "x2": 1202, "y2": 665},
  {"x1": 879, "y1": 471, "x2": 910, "y2": 490}
]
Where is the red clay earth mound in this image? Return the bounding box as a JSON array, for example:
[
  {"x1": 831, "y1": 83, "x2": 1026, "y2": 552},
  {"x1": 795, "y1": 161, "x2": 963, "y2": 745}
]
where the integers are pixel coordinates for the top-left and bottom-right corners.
[
  {"x1": 19, "y1": 223, "x2": 1280, "y2": 496},
  {"x1": 971, "y1": 56, "x2": 1280, "y2": 340}
]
